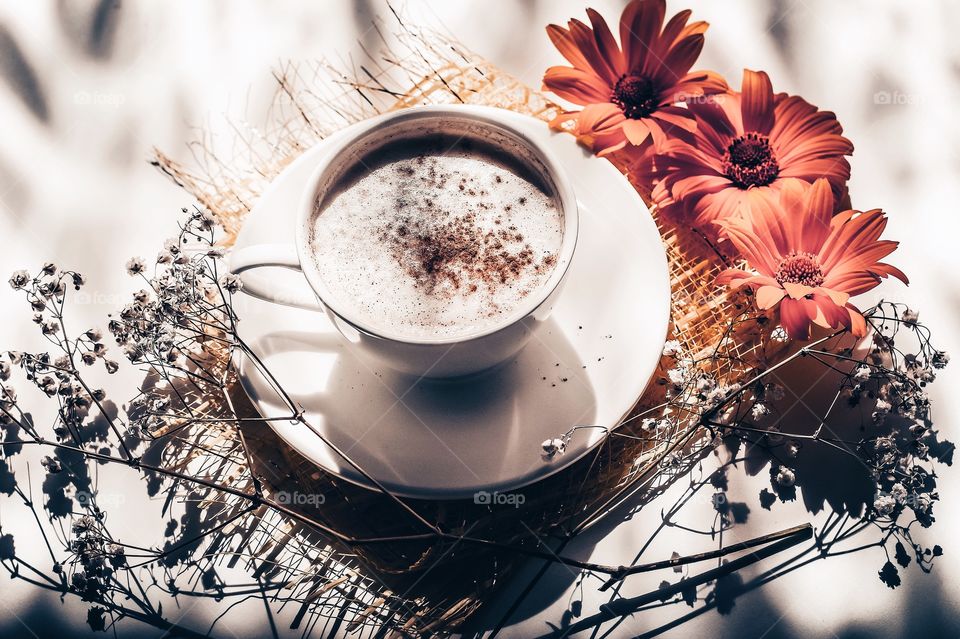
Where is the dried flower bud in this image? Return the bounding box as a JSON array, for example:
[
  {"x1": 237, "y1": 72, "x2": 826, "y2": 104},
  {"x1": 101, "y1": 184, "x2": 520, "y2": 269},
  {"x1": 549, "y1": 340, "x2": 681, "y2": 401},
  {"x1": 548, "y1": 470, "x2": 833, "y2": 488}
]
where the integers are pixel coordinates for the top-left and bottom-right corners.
[
  {"x1": 107, "y1": 543, "x2": 126, "y2": 568},
  {"x1": 72, "y1": 515, "x2": 97, "y2": 535},
  {"x1": 218, "y1": 273, "x2": 243, "y2": 294},
  {"x1": 751, "y1": 403, "x2": 770, "y2": 420},
  {"x1": 125, "y1": 257, "x2": 146, "y2": 276},
  {"x1": 696, "y1": 375, "x2": 717, "y2": 393},
  {"x1": 661, "y1": 339, "x2": 681, "y2": 357},
  {"x1": 901, "y1": 308, "x2": 919, "y2": 325},
  {"x1": 122, "y1": 343, "x2": 143, "y2": 362},
  {"x1": 890, "y1": 483, "x2": 908, "y2": 503},
  {"x1": 873, "y1": 398, "x2": 892, "y2": 423},
  {"x1": 666, "y1": 368, "x2": 685, "y2": 387},
  {"x1": 41, "y1": 456, "x2": 62, "y2": 473},
  {"x1": 38, "y1": 375, "x2": 56, "y2": 396},
  {"x1": 39, "y1": 279, "x2": 65, "y2": 298},
  {"x1": 774, "y1": 466, "x2": 795, "y2": 487},
  {"x1": 70, "y1": 572, "x2": 87, "y2": 590},
  {"x1": 932, "y1": 351, "x2": 950, "y2": 369},
  {"x1": 913, "y1": 493, "x2": 932, "y2": 513},
  {"x1": 541, "y1": 437, "x2": 566, "y2": 458},
  {"x1": 195, "y1": 210, "x2": 216, "y2": 231},
  {"x1": 8, "y1": 269, "x2": 30, "y2": 290},
  {"x1": 873, "y1": 494, "x2": 896, "y2": 516}
]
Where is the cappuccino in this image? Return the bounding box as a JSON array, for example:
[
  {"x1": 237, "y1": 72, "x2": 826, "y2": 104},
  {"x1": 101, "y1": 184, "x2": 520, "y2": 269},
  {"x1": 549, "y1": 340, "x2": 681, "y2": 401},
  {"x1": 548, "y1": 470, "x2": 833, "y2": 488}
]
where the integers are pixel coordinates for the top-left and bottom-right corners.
[{"x1": 308, "y1": 135, "x2": 564, "y2": 340}]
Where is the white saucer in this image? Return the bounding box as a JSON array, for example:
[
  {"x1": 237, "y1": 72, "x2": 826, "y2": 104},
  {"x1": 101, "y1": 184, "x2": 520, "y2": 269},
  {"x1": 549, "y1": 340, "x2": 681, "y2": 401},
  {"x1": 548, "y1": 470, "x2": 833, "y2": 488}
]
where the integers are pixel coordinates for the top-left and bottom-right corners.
[{"x1": 229, "y1": 110, "x2": 670, "y2": 500}]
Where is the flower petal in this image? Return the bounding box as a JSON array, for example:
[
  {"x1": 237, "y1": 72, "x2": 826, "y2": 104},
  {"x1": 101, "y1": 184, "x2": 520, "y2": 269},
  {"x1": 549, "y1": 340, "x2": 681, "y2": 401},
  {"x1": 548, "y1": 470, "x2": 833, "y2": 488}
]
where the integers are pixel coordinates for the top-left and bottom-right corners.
[
  {"x1": 547, "y1": 24, "x2": 591, "y2": 69},
  {"x1": 813, "y1": 286, "x2": 850, "y2": 308},
  {"x1": 665, "y1": 70, "x2": 729, "y2": 103},
  {"x1": 669, "y1": 173, "x2": 730, "y2": 200},
  {"x1": 620, "y1": 0, "x2": 666, "y2": 72},
  {"x1": 659, "y1": 9, "x2": 694, "y2": 48},
  {"x1": 577, "y1": 102, "x2": 627, "y2": 131},
  {"x1": 808, "y1": 294, "x2": 851, "y2": 330},
  {"x1": 656, "y1": 33, "x2": 705, "y2": 83},
  {"x1": 779, "y1": 298, "x2": 813, "y2": 340},
  {"x1": 651, "y1": 105, "x2": 698, "y2": 132},
  {"x1": 799, "y1": 178, "x2": 835, "y2": 252},
  {"x1": 543, "y1": 66, "x2": 612, "y2": 104},
  {"x1": 569, "y1": 18, "x2": 620, "y2": 84},
  {"x1": 782, "y1": 281, "x2": 814, "y2": 300},
  {"x1": 695, "y1": 186, "x2": 752, "y2": 227},
  {"x1": 587, "y1": 8, "x2": 627, "y2": 77},
  {"x1": 846, "y1": 304, "x2": 867, "y2": 337},
  {"x1": 642, "y1": 117, "x2": 668, "y2": 148},
  {"x1": 740, "y1": 69, "x2": 775, "y2": 135},
  {"x1": 572, "y1": 103, "x2": 630, "y2": 155},
  {"x1": 622, "y1": 118, "x2": 652, "y2": 145},
  {"x1": 756, "y1": 285, "x2": 787, "y2": 309}
]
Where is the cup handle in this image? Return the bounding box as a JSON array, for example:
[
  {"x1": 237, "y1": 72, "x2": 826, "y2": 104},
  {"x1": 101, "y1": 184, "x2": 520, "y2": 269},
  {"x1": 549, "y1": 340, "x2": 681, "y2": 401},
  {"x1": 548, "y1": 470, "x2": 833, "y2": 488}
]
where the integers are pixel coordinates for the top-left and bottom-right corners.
[{"x1": 230, "y1": 244, "x2": 323, "y2": 311}]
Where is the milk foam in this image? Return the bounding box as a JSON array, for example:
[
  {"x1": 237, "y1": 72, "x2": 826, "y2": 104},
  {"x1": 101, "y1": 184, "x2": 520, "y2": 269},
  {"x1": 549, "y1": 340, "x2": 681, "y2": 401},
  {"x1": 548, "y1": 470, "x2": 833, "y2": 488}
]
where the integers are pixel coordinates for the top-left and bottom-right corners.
[{"x1": 308, "y1": 137, "x2": 564, "y2": 340}]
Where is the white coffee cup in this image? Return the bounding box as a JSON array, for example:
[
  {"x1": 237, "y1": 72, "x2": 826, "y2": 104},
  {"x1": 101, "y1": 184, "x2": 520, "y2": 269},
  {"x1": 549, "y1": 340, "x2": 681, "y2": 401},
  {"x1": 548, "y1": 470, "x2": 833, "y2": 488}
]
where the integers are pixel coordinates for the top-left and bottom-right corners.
[{"x1": 230, "y1": 105, "x2": 578, "y2": 378}]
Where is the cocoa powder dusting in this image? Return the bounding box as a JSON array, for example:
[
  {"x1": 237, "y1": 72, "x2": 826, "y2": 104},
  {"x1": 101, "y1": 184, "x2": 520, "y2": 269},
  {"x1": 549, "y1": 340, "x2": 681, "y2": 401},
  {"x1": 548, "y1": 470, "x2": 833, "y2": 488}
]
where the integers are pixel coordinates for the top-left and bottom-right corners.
[
  {"x1": 383, "y1": 211, "x2": 553, "y2": 294},
  {"x1": 381, "y1": 157, "x2": 556, "y2": 300}
]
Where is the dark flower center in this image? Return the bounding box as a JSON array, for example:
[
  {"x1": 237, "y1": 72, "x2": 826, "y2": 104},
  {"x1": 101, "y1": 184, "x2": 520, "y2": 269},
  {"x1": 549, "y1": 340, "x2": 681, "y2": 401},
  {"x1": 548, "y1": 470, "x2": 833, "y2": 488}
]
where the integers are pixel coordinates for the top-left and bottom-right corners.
[
  {"x1": 611, "y1": 74, "x2": 660, "y2": 119},
  {"x1": 776, "y1": 251, "x2": 824, "y2": 288},
  {"x1": 723, "y1": 133, "x2": 780, "y2": 188}
]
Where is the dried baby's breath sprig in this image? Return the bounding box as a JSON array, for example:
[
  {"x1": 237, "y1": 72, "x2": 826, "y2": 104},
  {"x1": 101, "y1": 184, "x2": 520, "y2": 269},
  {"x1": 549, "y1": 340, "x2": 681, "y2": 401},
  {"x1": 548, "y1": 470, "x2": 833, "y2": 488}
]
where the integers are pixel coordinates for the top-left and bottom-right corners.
[{"x1": 544, "y1": 300, "x2": 951, "y2": 597}]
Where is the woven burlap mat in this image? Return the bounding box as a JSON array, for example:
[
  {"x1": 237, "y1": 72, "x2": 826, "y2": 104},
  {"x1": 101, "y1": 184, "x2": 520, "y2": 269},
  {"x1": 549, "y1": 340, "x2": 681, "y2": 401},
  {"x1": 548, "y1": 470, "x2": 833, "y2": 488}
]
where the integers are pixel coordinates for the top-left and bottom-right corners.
[{"x1": 150, "y1": 13, "x2": 772, "y2": 636}]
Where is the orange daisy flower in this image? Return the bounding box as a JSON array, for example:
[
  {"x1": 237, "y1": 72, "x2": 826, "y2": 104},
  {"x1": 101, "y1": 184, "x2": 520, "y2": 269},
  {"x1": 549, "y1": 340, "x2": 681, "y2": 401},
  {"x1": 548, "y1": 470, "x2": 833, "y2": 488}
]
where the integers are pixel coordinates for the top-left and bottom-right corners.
[
  {"x1": 542, "y1": 0, "x2": 727, "y2": 160},
  {"x1": 716, "y1": 178, "x2": 907, "y2": 340},
  {"x1": 652, "y1": 69, "x2": 854, "y2": 228}
]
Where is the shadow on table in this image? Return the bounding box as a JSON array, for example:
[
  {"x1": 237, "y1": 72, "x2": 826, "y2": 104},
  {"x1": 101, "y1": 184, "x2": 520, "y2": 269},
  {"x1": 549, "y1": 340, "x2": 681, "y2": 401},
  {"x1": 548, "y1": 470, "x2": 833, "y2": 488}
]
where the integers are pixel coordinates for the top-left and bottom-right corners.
[{"x1": 461, "y1": 346, "x2": 958, "y2": 639}]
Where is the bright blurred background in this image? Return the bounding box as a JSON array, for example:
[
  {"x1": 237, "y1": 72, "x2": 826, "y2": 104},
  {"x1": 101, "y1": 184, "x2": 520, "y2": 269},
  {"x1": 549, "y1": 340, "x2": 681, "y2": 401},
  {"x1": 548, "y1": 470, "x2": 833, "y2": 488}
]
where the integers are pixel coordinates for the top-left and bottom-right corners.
[{"x1": 0, "y1": 1, "x2": 958, "y2": 637}]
